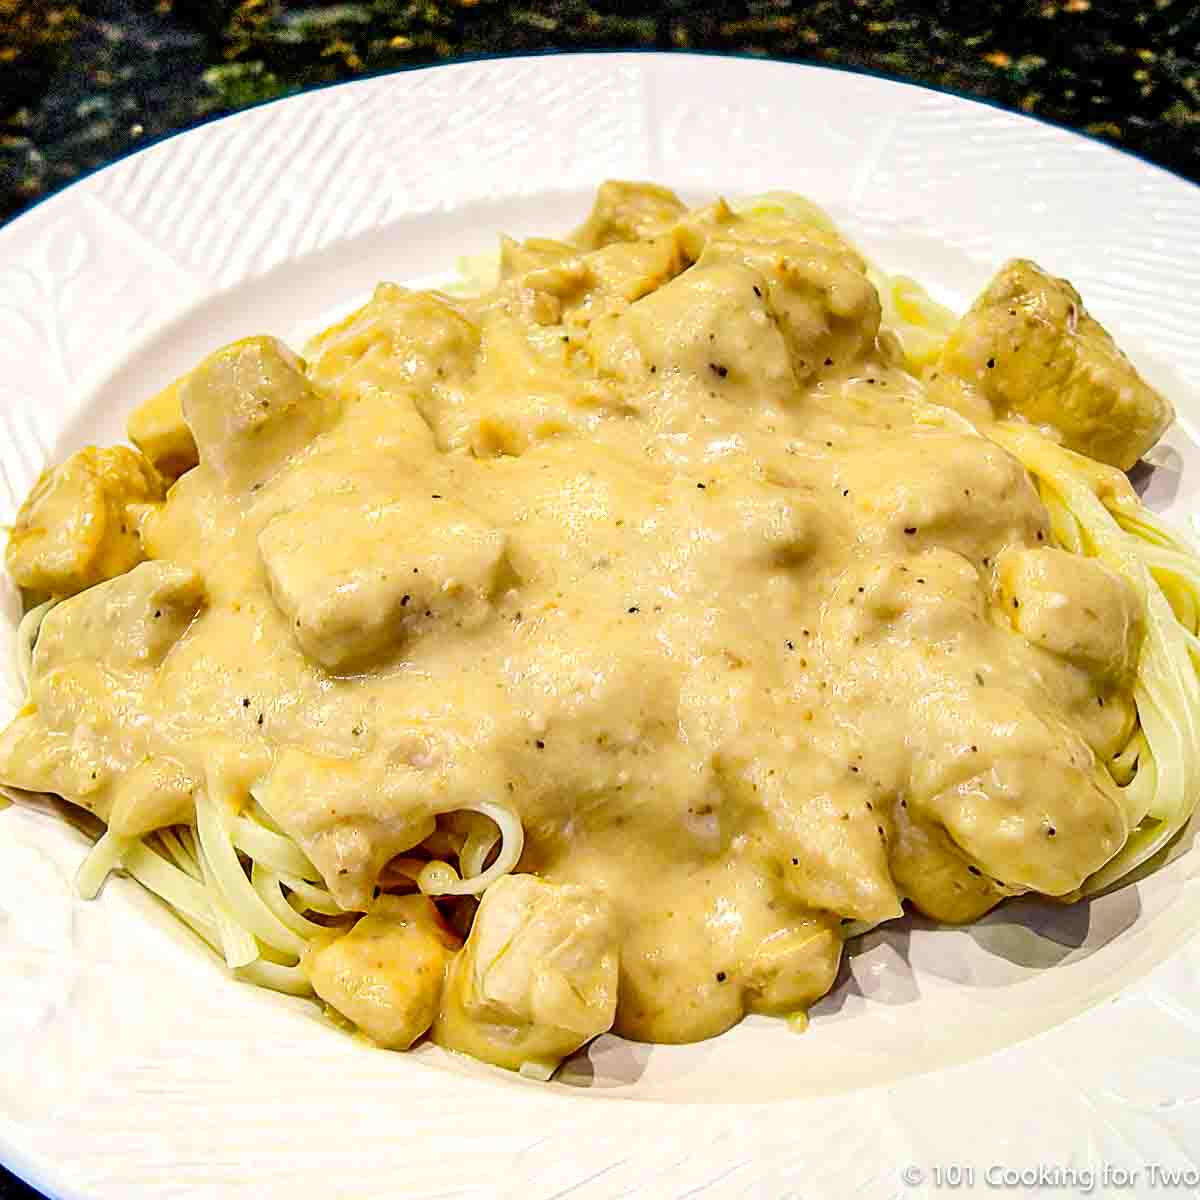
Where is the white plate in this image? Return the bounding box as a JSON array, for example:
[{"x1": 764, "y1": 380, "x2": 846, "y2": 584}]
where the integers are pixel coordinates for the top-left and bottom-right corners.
[{"x1": 3, "y1": 52, "x2": 1200, "y2": 1200}]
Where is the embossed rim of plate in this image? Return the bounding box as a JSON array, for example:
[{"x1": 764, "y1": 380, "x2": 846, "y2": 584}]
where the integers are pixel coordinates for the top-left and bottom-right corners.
[{"x1": 2, "y1": 52, "x2": 1200, "y2": 1200}]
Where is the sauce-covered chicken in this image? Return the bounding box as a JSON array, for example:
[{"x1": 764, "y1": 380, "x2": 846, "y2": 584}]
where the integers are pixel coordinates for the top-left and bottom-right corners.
[
  {"x1": 0, "y1": 183, "x2": 1160, "y2": 1071},
  {"x1": 930, "y1": 258, "x2": 1172, "y2": 469}
]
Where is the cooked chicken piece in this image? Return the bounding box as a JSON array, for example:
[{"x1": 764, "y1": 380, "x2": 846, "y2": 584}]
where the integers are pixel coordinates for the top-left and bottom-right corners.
[
  {"x1": 572, "y1": 180, "x2": 686, "y2": 249},
  {"x1": 306, "y1": 895, "x2": 461, "y2": 1050},
  {"x1": 6, "y1": 446, "x2": 163, "y2": 598},
  {"x1": 259, "y1": 491, "x2": 508, "y2": 671},
  {"x1": 307, "y1": 286, "x2": 480, "y2": 395},
  {"x1": 180, "y1": 336, "x2": 339, "y2": 492},
  {"x1": 996, "y1": 546, "x2": 1144, "y2": 682},
  {"x1": 0, "y1": 562, "x2": 203, "y2": 821},
  {"x1": 674, "y1": 199, "x2": 882, "y2": 380},
  {"x1": 837, "y1": 429, "x2": 1049, "y2": 562},
  {"x1": 256, "y1": 748, "x2": 437, "y2": 911},
  {"x1": 433, "y1": 874, "x2": 618, "y2": 1073},
  {"x1": 931, "y1": 259, "x2": 1173, "y2": 469},
  {"x1": 906, "y1": 688, "x2": 1128, "y2": 904},
  {"x1": 498, "y1": 236, "x2": 579, "y2": 281},
  {"x1": 127, "y1": 378, "x2": 199, "y2": 480},
  {"x1": 33, "y1": 560, "x2": 204, "y2": 674},
  {"x1": 107, "y1": 756, "x2": 199, "y2": 838},
  {"x1": 587, "y1": 260, "x2": 799, "y2": 410}
]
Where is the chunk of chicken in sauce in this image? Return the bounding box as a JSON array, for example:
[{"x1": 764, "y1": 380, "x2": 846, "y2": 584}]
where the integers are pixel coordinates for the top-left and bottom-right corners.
[{"x1": 930, "y1": 258, "x2": 1173, "y2": 469}]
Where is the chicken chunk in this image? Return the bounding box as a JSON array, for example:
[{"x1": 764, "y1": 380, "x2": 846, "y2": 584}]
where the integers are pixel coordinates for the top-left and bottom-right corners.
[
  {"x1": 256, "y1": 748, "x2": 437, "y2": 911},
  {"x1": 7, "y1": 446, "x2": 164, "y2": 598},
  {"x1": 498, "y1": 236, "x2": 579, "y2": 281},
  {"x1": 996, "y1": 546, "x2": 1144, "y2": 682},
  {"x1": 838, "y1": 429, "x2": 1049, "y2": 562},
  {"x1": 888, "y1": 803, "x2": 1007, "y2": 924},
  {"x1": 432, "y1": 874, "x2": 618, "y2": 1074},
  {"x1": 306, "y1": 285, "x2": 480, "y2": 400},
  {"x1": 107, "y1": 756, "x2": 199, "y2": 838},
  {"x1": 587, "y1": 260, "x2": 799, "y2": 410},
  {"x1": 501, "y1": 235, "x2": 684, "y2": 324},
  {"x1": 572, "y1": 180, "x2": 686, "y2": 249},
  {"x1": 306, "y1": 895, "x2": 461, "y2": 1050},
  {"x1": 674, "y1": 199, "x2": 882, "y2": 380},
  {"x1": 0, "y1": 563, "x2": 202, "y2": 819},
  {"x1": 179, "y1": 336, "x2": 339, "y2": 492},
  {"x1": 32, "y1": 560, "x2": 204, "y2": 676},
  {"x1": 259, "y1": 491, "x2": 509, "y2": 671},
  {"x1": 931, "y1": 259, "x2": 1173, "y2": 469},
  {"x1": 906, "y1": 688, "x2": 1128, "y2": 903},
  {"x1": 127, "y1": 378, "x2": 199, "y2": 480}
]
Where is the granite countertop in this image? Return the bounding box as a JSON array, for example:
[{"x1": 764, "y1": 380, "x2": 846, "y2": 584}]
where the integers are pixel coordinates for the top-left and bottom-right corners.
[
  {"x1": 2, "y1": 0, "x2": 1199, "y2": 224},
  {"x1": 1, "y1": 2, "x2": 1198, "y2": 1197}
]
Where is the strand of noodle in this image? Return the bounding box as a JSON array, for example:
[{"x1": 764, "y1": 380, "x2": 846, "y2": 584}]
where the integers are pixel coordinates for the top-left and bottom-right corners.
[
  {"x1": 236, "y1": 958, "x2": 314, "y2": 997},
  {"x1": 460, "y1": 820, "x2": 501, "y2": 881},
  {"x1": 155, "y1": 826, "x2": 203, "y2": 882},
  {"x1": 1110, "y1": 495, "x2": 1200, "y2": 554},
  {"x1": 164, "y1": 907, "x2": 225, "y2": 956},
  {"x1": 1154, "y1": 572, "x2": 1199, "y2": 632},
  {"x1": 1180, "y1": 624, "x2": 1200, "y2": 662},
  {"x1": 250, "y1": 862, "x2": 334, "y2": 940},
  {"x1": 16, "y1": 599, "x2": 55, "y2": 691},
  {"x1": 231, "y1": 815, "x2": 320, "y2": 881},
  {"x1": 278, "y1": 872, "x2": 347, "y2": 916},
  {"x1": 1110, "y1": 728, "x2": 1147, "y2": 787},
  {"x1": 123, "y1": 840, "x2": 223, "y2": 937},
  {"x1": 194, "y1": 787, "x2": 306, "y2": 959},
  {"x1": 194, "y1": 832, "x2": 259, "y2": 968},
  {"x1": 1038, "y1": 483, "x2": 1085, "y2": 554},
  {"x1": 417, "y1": 800, "x2": 524, "y2": 897},
  {"x1": 382, "y1": 857, "x2": 426, "y2": 884},
  {"x1": 245, "y1": 788, "x2": 291, "y2": 836},
  {"x1": 75, "y1": 829, "x2": 134, "y2": 899},
  {"x1": 1116, "y1": 751, "x2": 1157, "y2": 830}
]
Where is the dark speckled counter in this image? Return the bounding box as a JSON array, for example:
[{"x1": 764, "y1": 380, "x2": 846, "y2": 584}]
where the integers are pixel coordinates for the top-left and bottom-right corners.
[
  {"x1": 3, "y1": 0, "x2": 1199, "y2": 224},
  {"x1": 1, "y1": 2, "x2": 1198, "y2": 1197}
]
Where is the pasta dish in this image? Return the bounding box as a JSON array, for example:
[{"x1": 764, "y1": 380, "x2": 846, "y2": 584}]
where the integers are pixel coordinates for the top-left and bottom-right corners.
[{"x1": 2, "y1": 184, "x2": 1198, "y2": 1078}]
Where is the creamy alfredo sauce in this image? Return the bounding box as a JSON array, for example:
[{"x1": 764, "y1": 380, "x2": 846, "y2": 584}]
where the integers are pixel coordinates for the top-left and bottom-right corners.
[{"x1": 0, "y1": 186, "x2": 1140, "y2": 1050}]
